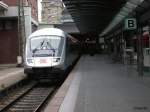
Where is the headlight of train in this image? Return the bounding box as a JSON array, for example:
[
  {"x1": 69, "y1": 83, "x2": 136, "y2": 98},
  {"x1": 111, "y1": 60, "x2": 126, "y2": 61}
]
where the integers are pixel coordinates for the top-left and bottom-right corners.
[
  {"x1": 53, "y1": 58, "x2": 60, "y2": 62},
  {"x1": 27, "y1": 59, "x2": 34, "y2": 63}
]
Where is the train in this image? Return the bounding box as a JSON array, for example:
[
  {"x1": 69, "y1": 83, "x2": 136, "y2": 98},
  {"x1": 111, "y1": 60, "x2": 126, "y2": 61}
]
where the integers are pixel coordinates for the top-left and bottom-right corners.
[{"x1": 24, "y1": 28, "x2": 80, "y2": 79}]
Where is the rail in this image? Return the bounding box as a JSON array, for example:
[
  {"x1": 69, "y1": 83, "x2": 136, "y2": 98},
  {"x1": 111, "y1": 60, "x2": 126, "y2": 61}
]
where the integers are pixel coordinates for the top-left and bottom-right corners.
[{"x1": 0, "y1": 82, "x2": 57, "y2": 112}]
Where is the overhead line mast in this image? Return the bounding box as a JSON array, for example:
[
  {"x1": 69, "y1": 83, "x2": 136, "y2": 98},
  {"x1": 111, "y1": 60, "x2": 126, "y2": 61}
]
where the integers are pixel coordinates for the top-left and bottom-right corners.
[{"x1": 17, "y1": 0, "x2": 26, "y2": 66}]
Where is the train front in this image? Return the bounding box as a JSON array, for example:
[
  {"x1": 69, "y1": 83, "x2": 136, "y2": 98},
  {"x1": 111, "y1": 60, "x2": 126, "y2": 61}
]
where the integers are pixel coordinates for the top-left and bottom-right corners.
[{"x1": 24, "y1": 34, "x2": 65, "y2": 75}]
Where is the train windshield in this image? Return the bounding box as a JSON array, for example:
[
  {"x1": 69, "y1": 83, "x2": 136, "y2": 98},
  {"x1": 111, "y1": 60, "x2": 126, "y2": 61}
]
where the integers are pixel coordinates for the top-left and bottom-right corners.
[{"x1": 30, "y1": 36, "x2": 64, "y2": 57}]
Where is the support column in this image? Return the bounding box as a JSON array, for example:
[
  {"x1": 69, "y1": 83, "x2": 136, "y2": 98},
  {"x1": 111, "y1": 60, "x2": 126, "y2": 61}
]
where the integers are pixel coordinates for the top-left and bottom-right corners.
[
  {"x1": 113, "y1": 36, "x2": 118, "y2": 61},
  {"x1": 136, "y1": 14, "x2": 144, "y2": 76},
  {"x1": 121, "y1": 29, "x2": 125, "y2": 63}
]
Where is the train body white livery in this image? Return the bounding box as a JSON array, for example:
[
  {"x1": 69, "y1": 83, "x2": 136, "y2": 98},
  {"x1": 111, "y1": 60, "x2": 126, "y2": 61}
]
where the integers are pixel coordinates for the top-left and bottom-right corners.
[{"x1": 24, "y1": 28, "x2": 79, "y2": 78}]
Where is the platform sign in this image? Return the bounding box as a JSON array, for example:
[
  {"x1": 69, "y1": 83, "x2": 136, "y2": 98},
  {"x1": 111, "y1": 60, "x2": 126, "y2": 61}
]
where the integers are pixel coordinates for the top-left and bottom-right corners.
[{"x1": 124, "y1": 18, "x2": 137, "y2": 30}]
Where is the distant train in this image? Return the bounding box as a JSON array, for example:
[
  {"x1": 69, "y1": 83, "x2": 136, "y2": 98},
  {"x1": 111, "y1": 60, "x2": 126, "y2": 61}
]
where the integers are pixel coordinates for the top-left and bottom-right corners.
[{"x1": 24, "y1": 28, "x2": 80, "y2": 79}]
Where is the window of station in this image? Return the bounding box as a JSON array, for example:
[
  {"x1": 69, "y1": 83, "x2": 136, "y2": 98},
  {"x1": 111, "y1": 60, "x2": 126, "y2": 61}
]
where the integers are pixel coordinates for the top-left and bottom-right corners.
[
  {"x1": 5, "y1": 21, "x2": 12, "y2": 30},
  {"x1": 0, "y1": 20, "x2": 15, "y2": 31},
  {"x1": 0, "y1": 21, "x2": 4, "y2": 30}
]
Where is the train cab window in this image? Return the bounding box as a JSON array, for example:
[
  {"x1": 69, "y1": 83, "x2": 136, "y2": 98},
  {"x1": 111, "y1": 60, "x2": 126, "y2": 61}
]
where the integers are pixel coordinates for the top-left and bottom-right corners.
[{"x1": 30, "y1": 36, "x2": 64, "y2": 57}]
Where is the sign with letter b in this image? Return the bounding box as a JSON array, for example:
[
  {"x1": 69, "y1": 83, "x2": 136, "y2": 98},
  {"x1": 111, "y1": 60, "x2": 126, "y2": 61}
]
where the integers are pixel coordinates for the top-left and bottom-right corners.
[{"x1": 124, "y1": 18, "x2": 137, "y2": 30}]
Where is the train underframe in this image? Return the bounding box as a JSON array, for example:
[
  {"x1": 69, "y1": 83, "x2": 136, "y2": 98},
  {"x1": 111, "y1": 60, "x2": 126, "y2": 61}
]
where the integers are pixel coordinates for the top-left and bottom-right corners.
[{"x1": 24, "y1": 67, "x2": 67, "y2": 81}]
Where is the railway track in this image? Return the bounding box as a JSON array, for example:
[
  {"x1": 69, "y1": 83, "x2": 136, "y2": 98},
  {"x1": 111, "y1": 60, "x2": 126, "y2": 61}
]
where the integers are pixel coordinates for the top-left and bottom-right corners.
[{"x1": 0, "y1": 81, "x2": 57, "y2": 112}]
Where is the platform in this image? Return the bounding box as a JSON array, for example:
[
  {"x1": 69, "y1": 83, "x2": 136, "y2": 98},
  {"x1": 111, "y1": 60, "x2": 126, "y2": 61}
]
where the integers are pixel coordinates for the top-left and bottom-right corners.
[
  {"x1": 0, "y1": 67, "x2": 25, "y2": 91},
  {"x1": 44, "y1": 55, "x2": 150, "y2": 112}
]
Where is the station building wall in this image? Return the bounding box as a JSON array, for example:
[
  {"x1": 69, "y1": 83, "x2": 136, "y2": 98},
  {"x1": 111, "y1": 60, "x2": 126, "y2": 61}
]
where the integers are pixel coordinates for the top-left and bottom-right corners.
[
  {"x1": 1, "y1": 0, "x2": 38, "y2": 20},
  {"x1": 0, "y1": 19, "x2": 18, "y2": 64},
  {"x1": 0, "y1": 0, "x2": 38, "y2": 65}
]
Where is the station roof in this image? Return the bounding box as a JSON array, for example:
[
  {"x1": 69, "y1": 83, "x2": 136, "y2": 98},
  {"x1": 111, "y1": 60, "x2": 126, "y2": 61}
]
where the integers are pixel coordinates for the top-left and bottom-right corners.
[
  {"x1": 63, "y1": 0, "x2": 126, "y2": 34},
  {"x1": 63, "y1": 0, "x2": 145, "y2": 35},
  {"x1": 101, "y1": 0, "x2": 145, "y2": 36}
]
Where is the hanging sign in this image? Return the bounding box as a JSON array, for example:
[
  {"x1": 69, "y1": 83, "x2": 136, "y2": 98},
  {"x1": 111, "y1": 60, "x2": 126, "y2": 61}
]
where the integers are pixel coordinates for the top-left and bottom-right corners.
[{"x1": 124, "y1": 18, "x2": 137, "y2": 30}]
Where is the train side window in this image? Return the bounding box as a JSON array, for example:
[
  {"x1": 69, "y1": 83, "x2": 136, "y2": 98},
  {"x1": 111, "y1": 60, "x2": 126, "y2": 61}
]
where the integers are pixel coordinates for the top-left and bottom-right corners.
[
  {"x1": 66, "y1": 37, "x2": 70, "y2": 53},
  {"x1": 66, "y1": 35, "x2": 78, "y2": 53},
  {"x1": 68, "y1": 37, "x2": 74, "y2": 52}
]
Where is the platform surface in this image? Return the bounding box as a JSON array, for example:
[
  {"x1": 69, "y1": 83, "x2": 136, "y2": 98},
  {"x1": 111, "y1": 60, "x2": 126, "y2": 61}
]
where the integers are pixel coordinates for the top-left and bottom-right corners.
[
  {"x1": 0, "y1": 67, "x2": 23, "y2": 76},
  {"x1": 0, "y1": 67, "x2": 25, "y2": 91},
  {"x1": 59, "y1": 55, "x2": 150, "y2": 112}
]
